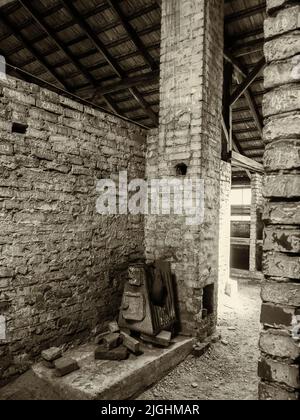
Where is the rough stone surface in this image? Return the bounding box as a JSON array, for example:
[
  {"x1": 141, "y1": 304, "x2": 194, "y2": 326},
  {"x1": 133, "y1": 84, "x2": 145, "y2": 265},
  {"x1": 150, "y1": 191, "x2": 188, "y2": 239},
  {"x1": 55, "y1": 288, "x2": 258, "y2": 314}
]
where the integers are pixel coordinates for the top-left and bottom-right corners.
[
  {"x1": 264, "y1": 6, "x2": 300, "y2": 39},
  {"x1": 259, "y1": 381, "x2": 299, "y2": 400},
  {"x1": 261, "y1": 9, "x2": 300, "y2": 397},
  {"x1": 258, "y1": 358, "x2": 300, "y2": 389},
  {"x1": 260, "y1": 331, "x2": 299, "y2": 361},
  {"x1": 94, "y1": 345, "x2": 129, "y2": 361},
  {"x1": 264, "y1": 141, "x2": 300, "y2": 171},
  {"x1": 264, "y1": 33, "x2": 300, "y2": 62},
  {"x1": 54, "y1": 358, "x2": 79, "y2": 377},
  {"x1": 41, "y1": 348, "x2": 62, "y2": 362},
  {"x1": 0, "y1": 76, "x2": 146, "y2": 383}
]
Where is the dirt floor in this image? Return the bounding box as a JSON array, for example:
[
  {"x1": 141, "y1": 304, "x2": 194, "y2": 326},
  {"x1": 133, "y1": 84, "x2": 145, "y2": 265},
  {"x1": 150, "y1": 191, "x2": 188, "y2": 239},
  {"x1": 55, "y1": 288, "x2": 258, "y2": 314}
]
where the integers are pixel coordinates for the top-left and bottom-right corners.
[
  {"x1": 0, "y1": 280, "x2": 261, "y2": 401},
  {"x1": 139, "y1": 280, "x2": 261, "y2": 401}
]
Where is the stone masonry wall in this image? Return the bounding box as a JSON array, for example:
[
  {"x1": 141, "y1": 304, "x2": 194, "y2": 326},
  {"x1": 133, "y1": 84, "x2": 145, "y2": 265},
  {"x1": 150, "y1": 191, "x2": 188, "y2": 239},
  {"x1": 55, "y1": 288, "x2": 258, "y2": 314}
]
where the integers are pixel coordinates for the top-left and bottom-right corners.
[
  {"x1": 145, "y1": 0, "x2": 224, "y2": 338},
  {"x1": 250, "y1": 173, "x2": 263, "y2": 273},
  {"x1": 0, "y1": 76, "x2": 146, "y2": 384},
  {"x1": 218, "y1": 161, "x2": 231, "y2": 300},
  {"x1": 258, "y1": 0, "x2": 300, "y2": 400}
]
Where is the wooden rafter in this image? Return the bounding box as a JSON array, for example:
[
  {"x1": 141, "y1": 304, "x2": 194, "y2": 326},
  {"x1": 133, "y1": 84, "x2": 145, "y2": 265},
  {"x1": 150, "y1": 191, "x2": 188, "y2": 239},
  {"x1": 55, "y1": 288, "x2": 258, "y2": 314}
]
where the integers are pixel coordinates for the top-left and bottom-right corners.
[
  {"x1": 230, "y1": 58, "x2": 266, "y2": 105},
  {"x1": 0, "y1": 13, "x2": 68, "y2": 90},
  {"x1": 107, "y1": 0, "x2": 158, "y2": 72},
  {"x1": 225, "y1": 2, "x2": 266, "y2": 24}
]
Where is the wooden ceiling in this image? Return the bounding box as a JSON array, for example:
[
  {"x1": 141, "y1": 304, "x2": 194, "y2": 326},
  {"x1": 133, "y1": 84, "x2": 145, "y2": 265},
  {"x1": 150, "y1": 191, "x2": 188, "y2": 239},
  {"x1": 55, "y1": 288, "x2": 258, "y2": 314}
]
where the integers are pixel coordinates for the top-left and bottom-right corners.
[{"x1": 0, "y1": 0, "x2": 266, "y2": 177}]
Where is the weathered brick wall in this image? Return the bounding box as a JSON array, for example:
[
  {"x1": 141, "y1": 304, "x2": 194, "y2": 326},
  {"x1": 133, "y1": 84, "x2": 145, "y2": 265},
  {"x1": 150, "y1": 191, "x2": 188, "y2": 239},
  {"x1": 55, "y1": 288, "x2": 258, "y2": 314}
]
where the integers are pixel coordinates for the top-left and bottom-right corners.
[
  {"x1": 250, "y1": 173, "x2": 263, "y2": 272},
  {"x1": 145, "y1": 0, "x2": 224, "y2": 338},
  {"x1": 0, "y1": 76, "x2": 146, "y2": 384},
  {"x1": 259, "y1": 0, "x2": 300, "y2": 400},
  {"x1": 218, "y1": 161, "x2": 231, "y2": 299}
]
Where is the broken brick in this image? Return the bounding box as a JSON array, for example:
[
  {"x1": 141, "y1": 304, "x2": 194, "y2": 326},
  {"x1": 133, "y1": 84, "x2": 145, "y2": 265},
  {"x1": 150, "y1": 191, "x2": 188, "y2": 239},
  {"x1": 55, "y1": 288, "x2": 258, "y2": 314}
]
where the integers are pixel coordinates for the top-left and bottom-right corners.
[{"x1": 54, "y1": 358, "x2": 79, "y2": 377}]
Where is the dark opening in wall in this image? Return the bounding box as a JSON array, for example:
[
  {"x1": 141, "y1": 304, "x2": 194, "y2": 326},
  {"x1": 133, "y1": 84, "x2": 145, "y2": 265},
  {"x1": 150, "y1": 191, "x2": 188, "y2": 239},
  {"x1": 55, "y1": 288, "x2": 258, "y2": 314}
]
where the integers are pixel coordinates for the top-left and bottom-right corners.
[
  {"x1": 202, "y1": 284, "x2": 214, "y2": 319},
  {"x1": 175, "y1": 163, "x2": 188, "y2": 176},
  {"x1": 12, "y1": 122, "x2": 28, "y2": 134},
  {"x1": 231, "y1": 244, "x2": 250, "y2": 271}
]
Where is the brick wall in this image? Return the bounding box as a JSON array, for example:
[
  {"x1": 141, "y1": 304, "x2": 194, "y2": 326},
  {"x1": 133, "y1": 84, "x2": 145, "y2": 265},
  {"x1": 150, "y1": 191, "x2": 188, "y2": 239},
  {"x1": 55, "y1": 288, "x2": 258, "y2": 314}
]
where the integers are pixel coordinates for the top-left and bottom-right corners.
[
  {"x1": 0, "y1": 76, "x2": 146, "y2": 384},
  {"x1": 145, "y1": 0, "x2": 224, "y2": 338},
  {"x1": 218, "y1": 161, "x2": 231, "y2": 299},
  {"x1": 259, "y1": 0, "x2": 300, "y2": 400},
  {"x1": 250, "y1": 173, "x2": 263, "y2": 273}
]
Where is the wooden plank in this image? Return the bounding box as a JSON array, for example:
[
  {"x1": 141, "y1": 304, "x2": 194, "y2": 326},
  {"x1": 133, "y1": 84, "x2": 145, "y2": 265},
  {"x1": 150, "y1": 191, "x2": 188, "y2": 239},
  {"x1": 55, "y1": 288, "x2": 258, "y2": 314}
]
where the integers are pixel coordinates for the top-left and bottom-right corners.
[{"x1": 231, "y1": 151, "x2": 264, "y2": 174}]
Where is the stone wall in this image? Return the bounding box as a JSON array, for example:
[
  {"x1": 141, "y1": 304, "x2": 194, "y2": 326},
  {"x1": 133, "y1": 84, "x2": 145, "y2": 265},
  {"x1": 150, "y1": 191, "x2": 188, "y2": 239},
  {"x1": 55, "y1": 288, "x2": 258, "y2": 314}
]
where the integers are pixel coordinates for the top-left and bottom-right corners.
[
  {"x1": 0, "y1": 76, "x2": 146, "y2": 384},
  {"x1": 259, "y1": 0, "x2": 300, "y2": 400},
  {"x1": 145, "y1": 0, "x2": 224, "y2": 338}
]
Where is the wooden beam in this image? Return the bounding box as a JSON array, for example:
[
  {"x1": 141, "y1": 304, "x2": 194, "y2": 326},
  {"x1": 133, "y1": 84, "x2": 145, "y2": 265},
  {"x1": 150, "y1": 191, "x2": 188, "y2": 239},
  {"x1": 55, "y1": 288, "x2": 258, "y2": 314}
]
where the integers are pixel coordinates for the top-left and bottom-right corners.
[
  {"x1": 60, "y1": 0, "x2": 123, "y2": 78},
  {"x1": 224, "y1": 50, "x2": 247, "y2": 78},
  {"x1": 225, "y1": 3, "x2": 266, "y2": 24},
  {"x1": 129, "y1": 87, "x2": 158, "y2": 126},
  {"x1": 0, "y1": 14, "x2": 68, "y2": 90},
  {"x1": 107, "y1": 0, "x2": 158, "y2": 71},
  {"x1": 231, "y1": 151, "x2": 264, "y2": 174},
  {"x1": 230, "y1": 58, "x2": 266, "y2": 105},
  {"x1": 78, "y1": 70, "x2": 159, "y2": 97}
]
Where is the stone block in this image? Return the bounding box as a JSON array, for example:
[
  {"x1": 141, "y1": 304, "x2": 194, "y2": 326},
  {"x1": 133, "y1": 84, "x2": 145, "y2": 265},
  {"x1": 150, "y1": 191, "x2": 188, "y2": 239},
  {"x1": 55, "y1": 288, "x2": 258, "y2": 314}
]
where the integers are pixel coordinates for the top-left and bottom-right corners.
[
  {"x1": 265, "y1": 33, "x2": 300, "y2": 62},
  {"x1": 103, "y1": 333, "x2": 122, "y2": 350},
  {"x1": 54, "y1": 358, "x2": 79, "y2": 377},
  {"x1": 260, "y1": 330, "x2": 299, "y2": 361},
  {"x1": 259, "y1": 381, "x2": 299, "y2": 400},
  {"x1": 267, "y1": 0, "x2": 294, "y2": 14},
  {"x1": 261, "y1": 303, "x2": 295, "y2": 328},
  {"x1": 263, "y1": 202, "x2": 300, "y2": 225},
  {"x1": 0, "y1": 143, "x2": 13, "y2": 155},
  {"x1": 263, "y1": 252, "x2": 300, "y2": 279},
  {"x1": 41, "y1": 347, "x2": 62, "y2": 362},
  {"x1": 264, "y1": 227, "x2": 300, "y2": 253},
  {"x1": 263, "y1": 114, "x2": 300, "y2": 142},
  {"x1": 263, "y1": 87, "x2": 300, "y2": 117},
  {"x1": 258, "y1": 357, "x2": 300, "y2": 389},
  {"x1": 121, "y1": 332, "x2": 141, "y2": 355},
  {"x1": 94, "y1": 345, "x2": 128, "y2": 361},
  {"x1": 193, "y1": 342, "x2": 211, "y2": 358},
  {"x1": 264, "y1": 6, "x2": 300, "y2": 39},
  {"x1": 264, "y1": 141, "x2": 300, "y2": 171},
  {"x1": 263, "y1": 175, "x2": 300, "y2": 199},
  {"x1": 264, "y1": 57, "x2": 300, "y2": 89},
  {"x1": 108, "y1": 321, "x2": 120, "y2": 334}
]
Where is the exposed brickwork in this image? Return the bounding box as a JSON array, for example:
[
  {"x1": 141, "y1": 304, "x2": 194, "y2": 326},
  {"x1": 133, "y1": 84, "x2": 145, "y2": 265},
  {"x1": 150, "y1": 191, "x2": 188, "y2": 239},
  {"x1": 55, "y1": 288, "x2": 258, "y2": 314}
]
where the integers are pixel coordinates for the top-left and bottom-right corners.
[
  {"x1": 0, "y1": 76, "x2": 146, "y2": 384},
  {"x1": 145, "y1": 0, "x2": 224, "y2": 338},
  {"x1": 250, "y1": 174, "x2": 263, "y2": 273},
  {"x1": 259, "y1": 0, "x2": 300, "y2": 400},
  {"x1": 218, "y1": 162, "x2": 231, "y2": 299}
]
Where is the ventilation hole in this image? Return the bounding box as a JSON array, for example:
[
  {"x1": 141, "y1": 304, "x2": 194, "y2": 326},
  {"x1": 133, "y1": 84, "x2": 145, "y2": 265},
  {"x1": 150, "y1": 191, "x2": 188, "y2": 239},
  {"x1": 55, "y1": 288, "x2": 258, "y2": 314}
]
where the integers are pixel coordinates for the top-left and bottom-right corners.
[
  {"x1": 12, "y1": 122, "x2": 28, "y2": 134},
  {"x1": 175, "y1": 163, "x2": 188, "y2": 176},
  {"x1": 202, "y1": 284, "x2": 214, "y2": 319}
]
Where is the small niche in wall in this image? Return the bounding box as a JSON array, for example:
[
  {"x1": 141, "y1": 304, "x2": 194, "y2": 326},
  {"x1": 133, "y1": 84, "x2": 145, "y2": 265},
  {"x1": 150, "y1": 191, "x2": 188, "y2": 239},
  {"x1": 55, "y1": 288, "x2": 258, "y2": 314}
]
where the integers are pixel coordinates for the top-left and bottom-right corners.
[
  {"x1": 202, "y1": 284, "x2": 214, "y2": 319},
  {"x1": 12, "y1": 122, "x2": 28, "y2": 135},
  {"x1": 175, "y1": 163, "x2": 188, "y2": 176}
]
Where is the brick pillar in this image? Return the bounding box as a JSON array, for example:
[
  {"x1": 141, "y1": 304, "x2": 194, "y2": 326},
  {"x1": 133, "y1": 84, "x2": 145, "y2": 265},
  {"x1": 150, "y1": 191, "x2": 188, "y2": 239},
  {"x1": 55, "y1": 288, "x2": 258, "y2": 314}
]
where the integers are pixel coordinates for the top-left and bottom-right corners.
[
  {"x1": 218, "y1": 161, "x2": 232, "y2": 300},
  {"x1": 250, "y1": 173, "x2": 263, "y2": 273},
  {"x1": 145, "y1": 0, "x2": 224, "y2": 338},
  {"x1": 259, "y1": 0, "x2": 300, "y2": 400}
]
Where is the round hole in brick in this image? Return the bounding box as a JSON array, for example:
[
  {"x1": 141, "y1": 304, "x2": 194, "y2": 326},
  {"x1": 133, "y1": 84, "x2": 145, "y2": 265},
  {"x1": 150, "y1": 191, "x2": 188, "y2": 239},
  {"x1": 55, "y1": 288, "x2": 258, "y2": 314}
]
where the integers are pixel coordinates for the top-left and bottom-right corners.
[{"x1": 175, "y1": 163, "x2": 188, "y2": 176}]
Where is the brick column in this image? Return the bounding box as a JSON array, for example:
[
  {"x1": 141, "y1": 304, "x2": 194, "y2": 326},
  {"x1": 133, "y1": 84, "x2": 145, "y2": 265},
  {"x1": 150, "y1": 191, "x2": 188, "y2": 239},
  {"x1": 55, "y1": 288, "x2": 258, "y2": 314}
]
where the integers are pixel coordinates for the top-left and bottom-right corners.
[
  {"x1": 258, "y1": 0, "x2": 300, "y2": 400},
  {"x1": 250, "y1": 173, "x2": 263, "y2": 273},
  {"x1": 218, "y1": 162, "x2": 232, "y2": 300},
  {"x1": 145, "y1": 0, "x2": 224, "y2": 338}
]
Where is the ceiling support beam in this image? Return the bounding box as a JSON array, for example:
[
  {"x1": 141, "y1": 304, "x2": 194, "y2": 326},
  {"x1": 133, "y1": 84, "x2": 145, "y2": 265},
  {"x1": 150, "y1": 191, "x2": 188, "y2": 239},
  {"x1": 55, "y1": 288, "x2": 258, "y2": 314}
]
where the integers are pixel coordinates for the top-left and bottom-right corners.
[
  {"x1": 231, "y1": 151, "x2": 264, "y2": 174},
  {"x1": 19, "y1": 0, "x2": 121, "y2": 115},
  {"x1": 59, "y1": 0, "x2": 158, "y2": 126},
  {"x1": 0, "y1": 13, "x2": 68, "y2": 90},
  {"x1": 107, "y1": 0, "x2": 158, "y2": 71},
  {"x1": 225, "y1": 2, "x2": 266, "y2": 24},
  {"x1": 78, "y1": 70, "x2": 159, "y2": 97},
  {"x1": 230, "y1": 58, "x2": 266, "y2": 106}
]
